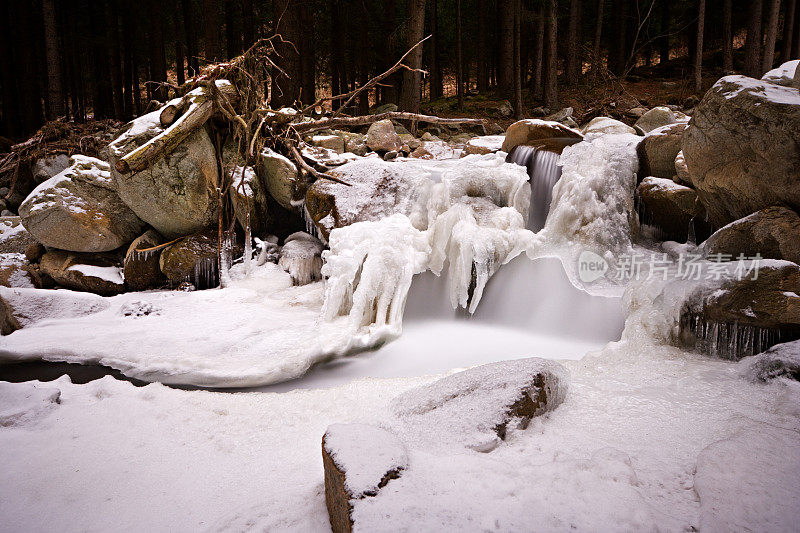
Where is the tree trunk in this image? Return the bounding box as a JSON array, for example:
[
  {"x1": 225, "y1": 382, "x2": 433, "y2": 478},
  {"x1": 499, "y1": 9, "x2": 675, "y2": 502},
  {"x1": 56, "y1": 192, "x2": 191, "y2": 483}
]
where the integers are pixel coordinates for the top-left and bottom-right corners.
[
  {"x1": 272, "y1": 0, "x2": 303, "y2": 107},
  {"x1": 107, "y1": 0, "x2": 125, "y2": 120},
  {"x1": 147, "y1": 0, "x2": 168, "y2": 102},
  {"x1": 592, "y1": 0, "x2": 604, "y2": 77},
  {"x1": 400, "y1": 0, "x2": 426, "y2": 113},
  {"x1": 242, "y1": 0, "x2": 255, "y2": 49},
  {"x1": 566, "y1": 0, "x2": 582, "y2": 85},
  {"x1": 457, "y1": 0, "x2": 464, "y2": 109},
  {"x1": 358, "y1": 1, "x2": 369, "y2": 114},
  {"x1": 782, "y1": 0, "x2": 797, "y2": 61},
  {"x1": 174, "y1": 5, "x2": 186, "y2": 86},
  {"x1": 658, "y1": 0, "x2": 670, "y2": 64},
  {"x1": 533, "y1": 5, "x2": 545, "y2": 98},
  {"x1": 331, "y1": 0, "x2": 344, "y2": 107},
  {"x1": 182, "y1": 0, "x2": 199, "y2": 76},
  {"x1": 611, "y1": 0, "x2": 628, "y2": 75},
  {"x1": 299, "y1": 1, "x2": 315, "y2": 106},
  {"x1": 203, "y1": 0, "x2": 221, "y2": 61},
  {"x1": 225, "y1": 0, "x2": 241, "y2": 58},
  {"x1": 793, "y1": 0, "x2": 800, "y2": 57},
  {"x1": 477, "y1": 0, "x2": 490, "y2": 92},
  {"x1": 693, "y1": 0, "x2": 705, "y2": 94},
  {"x1": 544, "y1": 0, "x2": 558, "y2": 108},
  {"x1": 498, "y1": 0, "x2": 514, "y2": 93},
  {"x1": 723, "y1": 0, "x2": 733, "y2": 71},
  {"x1": 430, "y1": 0, "x2": 443, "y2": 99},
  {"x1": 513, "y1": 0, "x2": 523, "y2": 118},
  {"x1": 762, "y1": 0, "x2": 782, "y2": 71},
  {"x1": 744, "y1": 0, "x2": 764, "y2": 77},
  {"x1": 42, "y1": 0, "x2": 64, "y2": 119}
]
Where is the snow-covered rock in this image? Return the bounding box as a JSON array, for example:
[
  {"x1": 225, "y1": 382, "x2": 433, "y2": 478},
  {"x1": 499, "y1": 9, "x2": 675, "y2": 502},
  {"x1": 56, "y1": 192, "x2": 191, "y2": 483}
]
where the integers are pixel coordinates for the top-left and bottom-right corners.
[
  {"x1": 0, "y1": 253, "x2": 41, "y2": 289},
  {"x1": 682, "y1": 74, "x2": 800, "y2": 226},
  {"x1": 700, "y1": 206, "x2": 800, "y2": 265},
  {"x1": 39, "y1": 250, "x2": 125, "y2": 296},
  {"x1": 739, "y1": 339, "x2": 800, "y2": 382},
  {"x1": 581, "y1": 116, "x2": 637, "y2": 139},
  {"x1": 0, "y1": 285, "x2": 109, "y2": 330},
  {"x1": 464, "y1": 135, "x2": 505, "y2": 155},
  {"x1": 19, "y1": 155, "x2": 145, "y2": 252},
  {"x1": 633, "y1": 106, "x2": 687, "y2": 134},
  {"x1": 0, "y1": 382, "x2": 61, "y2": 427},
  {"x1": 673, "y1": 149, "x2": 691, "y2": 186},
  {"x1": 108, "y1": 111, "x2": 219, "y2": 239},
  {"x1": 311, "y1": 134, "x2": 346, "y2": 154},
  {"x1": 31, "y1": 154, "x2": 70, "y2": 184},
  {"x1": 501, "y1": 119, "x2": 582, "y2": 154},
  {"x1": 278, "y1": 232, "x2": 324, "y2": 286},
  {"x1": 636, "y1": 122, "x2": 687, "y2": 179},
  {"x1": 0, "y1": 216, "x2": 37, "y2": 254},
  {"x1": 365, "y1": 119, "x2": 403, "y2": 152},
  {"x1": 761, "y1": 59, "x2": 800, "y2": 88},
  {"x1": 158, "y1": 229, "x2": 220, "y2": 288},
  {"x1": 229, "y1": 163, "x2": 269, "y2": 237}
]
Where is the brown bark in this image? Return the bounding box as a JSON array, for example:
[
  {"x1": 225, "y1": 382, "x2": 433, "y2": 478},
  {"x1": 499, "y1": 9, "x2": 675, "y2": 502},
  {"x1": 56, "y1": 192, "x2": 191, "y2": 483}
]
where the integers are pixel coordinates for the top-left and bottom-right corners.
[
  {"x1": 294, "y1": 111, "x2": 484, "y2": 135},
  {"x1": 457, "y1": 0, "x2": 464, "y2": 109},
  {"x1": 533, "y1": 5, "x2": 545, "y2": 98},
  {"x1": 430, "y1": 0, "x2": 443, "y2": 99},
  {"x1": 225, "y1": 0, "x2": 241, "y2": 58},
  {"x1": 203, "y1": 0, "x2": 221, "y2": 61},
  {"x1": 782, "y1": 0, "x2": 797, "y2": 61},
  {"x1": 762, "y1": 0, "x2": 782, "y2": 71},
  {"x1": 498, "y1": 0, "x2": 515, "y2": 93},
  {"x1": 399, "y1": 0, "x2": 427, "y2": 113},
  {"x1": 477, "y1": 0, "x2": 490, "y2": 92},
  {"x1": 794, "y1": 0, "x2": 800, "y2": 57},
  {"x1": 147, "y1": 0, "x2": 168, "y2": 102},
  {"x1": 658, "y1": 0, "x2": 670, "y2": 64},
  {"x1": 744, "y1": 0, "x2": 764, "y2": 77},
  {"x1": 544, "y1": 0, "x2": 558, "y2": 108},
  {"x1": 272, "y1": 0, "x2": 303, "y2": 107},
  {"x1": 693, "y1": 0, "x2": 705, "y2": 94},
  {"x1": 107, "y1": 0, "x2": 125, "y2": 120},
  {"x1": 723, "y1": 0, "x2": 733, "y2": 71},
  {"x1": 175, "y1": 6, "x2": 186, "y2": 86},
  {"x1": 611, "y1": 0, "x2": 628, "y2": 75},
  {"x1": 242, "y1": 0, "x2": 255, "y2": 48},
  {"x1": 182, "y1": 0, "x2": 200, "y2": 76},
  {"x1": 42, "y1": 0, "x2": 64, "y2": 119},
  {"x1": 566, "y1": 0, "x2": 582, "y2": 85},
  {"x1": 592, "y1": 0, "x2": 605, "y2": 77},
  {"x1": 513, "y1": 0, "x2": 523, "y2": 118}
]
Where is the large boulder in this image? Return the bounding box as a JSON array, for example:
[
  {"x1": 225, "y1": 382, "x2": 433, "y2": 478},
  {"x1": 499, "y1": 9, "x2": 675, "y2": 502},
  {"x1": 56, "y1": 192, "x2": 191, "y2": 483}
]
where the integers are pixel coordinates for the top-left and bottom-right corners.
[
  {"x1": 123, "y1": 229, "x2": 166, "y2": 291},
  {"x1": 682, "y1": 75, "x2": 800, "y2": 227},
  {"x1": 673, "y1": 150, "x2": 691, "y2": 186},
  {"x1": 19, "y1": 156, "x2": 145, "y2": 252},
  {"x1": 278, "y1": 232, "x2": 324, "y2": 285},
  {"x1": 740, "y1": 339, "x2": 800, "y2": 382},
  {"x1": 637, "y1": 177, "x2": 703, "y2": 241},
  {"x1": 464, "y1": 135, "x2": 505, "y2": 155},
  {"x1": 305, "y1": 158, "x2": 433, "y2": 241},
  {"x1": 259, "y1": 148, "x2": 299, "y2": 211},
  {"x1": 701, "y1": 206, "x2": 800, "y2": 265},
  {"x1": 108, "y1": 111, "x2": 220, "y2": 239},
  {"x1": 31, "y1": 154, "x2": 70, "y2": 184},
  {"x1": 501, "y1": 119, "x2": 582, "y2": 154},
  {"x1": 637, "y1": 123, "x2": 687, "y2": 179},
  {"x1": 365, "y1": 119, "x2": 403, "y2": 152},
  {"x1": 39, "y1": 249, "x2": 125, "y2": 296},
  {"x1": 311, "y1": 134, "x2": 346, "y2": 154}
]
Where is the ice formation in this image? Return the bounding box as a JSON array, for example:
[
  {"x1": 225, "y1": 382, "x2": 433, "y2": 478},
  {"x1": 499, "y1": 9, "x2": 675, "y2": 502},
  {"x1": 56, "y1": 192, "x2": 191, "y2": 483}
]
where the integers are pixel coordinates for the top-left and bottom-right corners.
[{"x1": 278, "y1": 232, "x2": 325, "y2": 285}]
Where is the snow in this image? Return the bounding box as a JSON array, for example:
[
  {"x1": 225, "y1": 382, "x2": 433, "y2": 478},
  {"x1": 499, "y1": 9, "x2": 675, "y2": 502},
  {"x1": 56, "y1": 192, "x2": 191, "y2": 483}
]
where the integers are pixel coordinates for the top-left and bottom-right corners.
[
  {"x1": 278, "y1": 231, "x2": 325, "y2": 285},
  {"x1": 0, "y1": 286, "x2": 109, "y2": 327},
  {"x1": 67, "y1": 264, "x2": 125, "y2": 285},
  {"x1": 0, "y1": 217, "x2": 26, "y2": 241},
  {"x1": 640, "y1": 175, "x2": 692, "y2": 192},
  {"x1": 465, "y1": 134, "x2": 505, "y2": 151},
  {"x1": 0, "y1": 381, "x2": 61, "y2": 427},
  {"x1": 739, "y1": 339, "x2": 800, "y2": 382},
  {"x1": 324, "y1": 423, "x2": 408, "y2": 496},
  {"x1": 761, "y1": 59, "x2": 800, "y2": 86},
  {"x1": 718, "y1": 74, "x2": 800, "y2": 105},
  {"x1": 0, "y1": 253, "x2": 35, "y2": 288}
]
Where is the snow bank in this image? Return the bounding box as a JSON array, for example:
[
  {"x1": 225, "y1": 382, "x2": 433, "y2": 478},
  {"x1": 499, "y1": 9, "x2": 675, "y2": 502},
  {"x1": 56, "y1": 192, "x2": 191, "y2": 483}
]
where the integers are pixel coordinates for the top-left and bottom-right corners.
[
  {"x1": 0, "y1": 381, "x2": 61, "y2": 427},
  {"x1": 739, "y1": 339, "x2": 800, "y2": 382}
]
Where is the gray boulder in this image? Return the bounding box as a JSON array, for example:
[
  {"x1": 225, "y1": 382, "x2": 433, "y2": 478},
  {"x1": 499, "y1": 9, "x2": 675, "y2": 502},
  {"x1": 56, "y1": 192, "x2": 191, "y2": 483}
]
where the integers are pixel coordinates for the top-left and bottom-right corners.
[
  {"x1": 259, "y1": 148, "x2": 299, "y2": 212},
  {"x1": 682, "y1": 75, "x2": 800, "y2": 227},
  {"x1": 365, "y1": 119, "x2": 403, "y2": 152},
  {"x1": 19, "y1": 156, "x2": 145, "y2": 252},
  {"x1": 108, "y1": 111, "x2": 220, "y2": 239},
  {"x1": 634, "y1": 106, "x2": 688, "y2": 134},
  {"x1": 701, "y1": 206, "x2": 800, "y2": 265},
  {"x1": 123, "y1": 229, "x2": 167, "y2": 291},
  {"x1": 39, "y1": 249, "x2": 125, "y2": 296},
  {"x1": 637, "y1": 123, "x2": 688, "y2": 179}
]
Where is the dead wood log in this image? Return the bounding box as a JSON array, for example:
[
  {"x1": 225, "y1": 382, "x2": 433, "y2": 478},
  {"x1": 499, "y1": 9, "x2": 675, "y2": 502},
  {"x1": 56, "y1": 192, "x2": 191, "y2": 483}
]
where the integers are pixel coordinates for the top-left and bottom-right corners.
[{"x1": 292, "y1": 111, "x2": 485, "y2": 135}]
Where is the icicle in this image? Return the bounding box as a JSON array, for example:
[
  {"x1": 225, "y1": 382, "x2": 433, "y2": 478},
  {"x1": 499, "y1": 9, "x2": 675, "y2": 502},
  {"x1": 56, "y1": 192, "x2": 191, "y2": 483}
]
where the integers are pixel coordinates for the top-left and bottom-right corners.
[{"x1": 243, "y1": 211, "x2": 253, "y2": 275}]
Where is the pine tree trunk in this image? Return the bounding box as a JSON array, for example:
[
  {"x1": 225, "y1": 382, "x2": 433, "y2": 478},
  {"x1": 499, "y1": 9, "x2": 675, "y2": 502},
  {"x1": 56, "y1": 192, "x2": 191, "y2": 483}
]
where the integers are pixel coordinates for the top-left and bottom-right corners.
[
  {"x1": 592, "y1": 0, "x2": 604, "y2": 77},
  {"x1": 400, "y1": 0, "x2": 427, "y2": 113},
  {"x1": 533, "y1": 5, "x2": 545, "y2": 98},
  {"x1": 430, "y1": 0, "x2": 443, "y2": 99},
  {"x1": 182, "y1": 0, "x2": 199, "y2": 76},
  {"x1": 498, "y1": 0, "x2": 515, "y2": 93},
  {"x1": 42, "y1": 0, "x2": 65, "y2": 119},
  {"x1": 331, "y1": 0, "x2": 344, "y2": 107},
  {"x1": 782, "y1": 0, "x2": 797, "y2": 61},
  {"x1": 299, "y1": 1, "x2": 315, "y2": 106},
  {"x1": 272, "y1": 0, "x2": 303, "y2": 107},
  {"x1": 147, "y1": 0, "x2": 168, "y2": 102},
  {"x1": 225, "y1": 0, "x2": 240, "y2": 58},
  {"x1": 723, "y1": 0, "x2": 733, "y2": 71},
  {"x1": 107, "y1": 0, "x2": 125, "y2": 120},
  {"x1": 477, "y1": 0, "x2": 490, "y2": 92},
  {"x1": 203, "y1": 0, "x2": 221, "y2": 61},
  {"x1": 457, "y1": 0, "x2": 464, "y2": 109},
  {"x1": 242, "y1": 0, "x2": 255, "y2": 48},
  {"x1": 762, "y1": 0, "x2": 782, "y2": 71},
  {"x1": 175, "y1": 6, "x2": 186, "y2": 86},
  {"x1": 693, "y1": 0, "x2": 705, "y2": 94},
  {"x1": 793, "y1": 0, "x2": 800, "y2": 57},
  {"x1": 566, "y1": 0, "x2": 581, "y2": 85},
  {"x1": 544, "y1": 0, "x2": 558, "y2": 108},
  {"x1": 744, "y1": 0, "x2": 764, "y2": 76},
  {"x1": 122, "y1": 2, "x2": 135, "y2": 118},
  {"x1": 513, "y1": 0, "x2": 523, "y2": 118}
]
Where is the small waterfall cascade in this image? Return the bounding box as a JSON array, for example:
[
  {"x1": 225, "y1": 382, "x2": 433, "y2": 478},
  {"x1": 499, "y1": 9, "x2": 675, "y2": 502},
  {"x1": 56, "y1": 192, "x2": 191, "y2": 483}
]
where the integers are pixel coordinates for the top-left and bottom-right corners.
[{"x1": 507, "y1": 138, "x2": 581, "y2": 232}]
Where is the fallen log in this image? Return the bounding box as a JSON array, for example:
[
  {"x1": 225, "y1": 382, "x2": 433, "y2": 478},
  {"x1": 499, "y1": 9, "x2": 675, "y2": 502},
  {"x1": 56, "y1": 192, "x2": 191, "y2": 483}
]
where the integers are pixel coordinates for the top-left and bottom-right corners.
[
  {"x1": 116, "y1": 81, "x2": 239, "y2": 175},
  {"x1": 293, "y1": 111, "x2": 485, "y2": 135}
]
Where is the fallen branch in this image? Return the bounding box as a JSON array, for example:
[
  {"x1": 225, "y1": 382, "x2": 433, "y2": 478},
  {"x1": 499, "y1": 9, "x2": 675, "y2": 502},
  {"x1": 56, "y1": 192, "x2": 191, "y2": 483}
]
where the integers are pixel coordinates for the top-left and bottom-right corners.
[
  {"x1": 293, "y1": 111, "x2": 485, "y2": 135},
  {"x1": 287, "y1": 143, "x2": 351, "y2": 186}
]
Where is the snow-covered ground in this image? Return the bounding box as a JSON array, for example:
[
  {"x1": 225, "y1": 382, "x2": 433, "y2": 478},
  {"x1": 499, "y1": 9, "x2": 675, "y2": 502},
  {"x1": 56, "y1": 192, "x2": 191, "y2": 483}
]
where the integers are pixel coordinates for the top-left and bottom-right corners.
[{"x1": 2, "y1": 130, "x2": 798, "y2": 531}]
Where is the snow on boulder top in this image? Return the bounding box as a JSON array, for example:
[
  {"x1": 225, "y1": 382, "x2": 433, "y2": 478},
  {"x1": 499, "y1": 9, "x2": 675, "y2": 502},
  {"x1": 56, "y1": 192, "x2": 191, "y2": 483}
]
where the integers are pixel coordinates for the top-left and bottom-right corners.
[
  {"x1": 716, "y1": 74, "x2": 800, "y2": 106},
  {"x1": 501, "y1": 119, "x2": 582, "y2": 154},
  {"x1": 392, "y1": 357, "x2": 568, "y2": 452},
  {"x1": 739, "y1": 339, "x2": 800, "y2": 382},
  {"x1": 761, "y1": 59, "x2": 800, "y2": 88},
  {"x1": 323, "y1": 423, "x2": 408, "y2": 498},
  {"x1": 0, "y1": 381, "x2": 61, "y2": 427}
]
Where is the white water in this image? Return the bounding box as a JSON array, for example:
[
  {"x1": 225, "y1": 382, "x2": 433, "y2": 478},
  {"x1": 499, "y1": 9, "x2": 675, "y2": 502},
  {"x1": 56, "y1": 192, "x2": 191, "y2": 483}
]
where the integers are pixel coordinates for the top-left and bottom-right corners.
[{"x1": 508, "y1": 145, "x2": 564, "y2": 232}]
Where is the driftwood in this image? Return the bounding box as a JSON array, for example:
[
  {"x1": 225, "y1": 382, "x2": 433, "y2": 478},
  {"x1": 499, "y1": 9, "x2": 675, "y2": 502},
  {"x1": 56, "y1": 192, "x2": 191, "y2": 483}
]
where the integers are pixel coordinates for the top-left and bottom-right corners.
[
  {"x1": 293, "y1": 111, "x2": 485, "y2": 135},
  {"x1": 115, "y1": 82, "x2": 238, "y2": 175}
]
